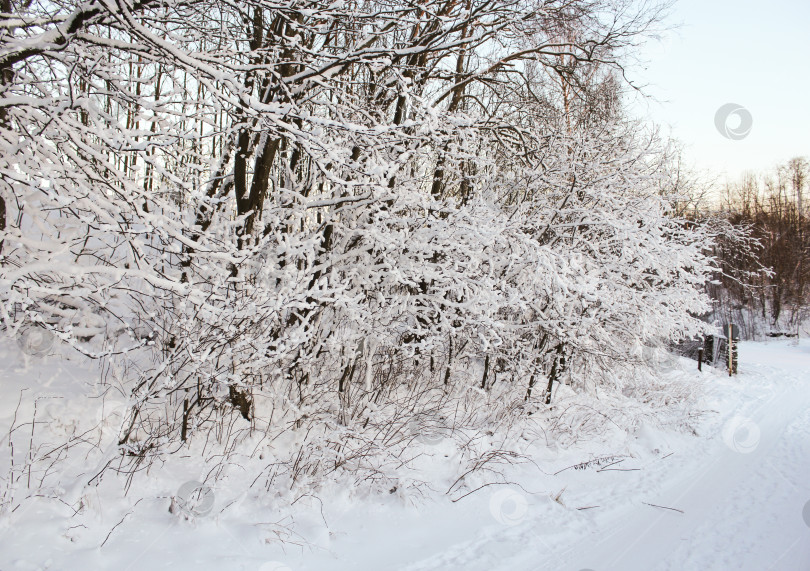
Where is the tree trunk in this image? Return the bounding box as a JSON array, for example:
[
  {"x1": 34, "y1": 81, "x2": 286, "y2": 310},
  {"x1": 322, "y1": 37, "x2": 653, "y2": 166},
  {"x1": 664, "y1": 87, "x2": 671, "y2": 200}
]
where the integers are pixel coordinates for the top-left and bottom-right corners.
[{"x1": 545, "y1": 344, "x2": 566, "y2": 405}]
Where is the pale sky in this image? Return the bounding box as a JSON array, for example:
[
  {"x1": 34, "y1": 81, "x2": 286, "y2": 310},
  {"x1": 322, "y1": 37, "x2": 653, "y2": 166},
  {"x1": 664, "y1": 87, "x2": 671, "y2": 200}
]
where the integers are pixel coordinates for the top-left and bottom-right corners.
[{"x1": 628, "y1": 0, "x2": 810, "y2": 184}]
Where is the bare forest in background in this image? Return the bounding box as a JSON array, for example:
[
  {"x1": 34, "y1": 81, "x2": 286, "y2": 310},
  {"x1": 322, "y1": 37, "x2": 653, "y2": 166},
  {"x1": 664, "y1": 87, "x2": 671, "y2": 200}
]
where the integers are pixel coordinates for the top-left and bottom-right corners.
[{"x1": 706, "y1": 157, "x2": 809, "y2": 339}]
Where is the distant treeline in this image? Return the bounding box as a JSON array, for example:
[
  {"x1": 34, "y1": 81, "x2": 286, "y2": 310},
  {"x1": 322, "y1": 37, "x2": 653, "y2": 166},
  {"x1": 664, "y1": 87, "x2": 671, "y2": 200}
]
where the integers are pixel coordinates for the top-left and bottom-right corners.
[{"x1": 707, "y1": 157, "x2": 810, "y2": 338}]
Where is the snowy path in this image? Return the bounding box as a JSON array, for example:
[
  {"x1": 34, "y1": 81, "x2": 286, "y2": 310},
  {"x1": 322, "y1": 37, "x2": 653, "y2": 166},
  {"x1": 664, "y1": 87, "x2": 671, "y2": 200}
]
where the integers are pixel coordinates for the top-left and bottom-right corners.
[
  {"x1": 562, "y1": 348, "x2": 810, "y2": 571},
  {"x1": 397, "y1": 341, "x2": 810, "y2": 571}
]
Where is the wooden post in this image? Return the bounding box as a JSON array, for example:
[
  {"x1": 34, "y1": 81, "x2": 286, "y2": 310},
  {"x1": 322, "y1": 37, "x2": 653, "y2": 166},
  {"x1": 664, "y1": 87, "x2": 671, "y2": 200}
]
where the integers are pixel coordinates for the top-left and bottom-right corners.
[
  {"x1": 704, "y1": 335, "x2": 714, "y2": 367},
  {"x1": 698, "y1": 348, "x2": 703, "y2": 371},
  {"x1": 728, "y1": 324, "x2": 733, "y2": 377},
  {"x1": 726, "y1": 324, "x2": 739, "y2": 376}
]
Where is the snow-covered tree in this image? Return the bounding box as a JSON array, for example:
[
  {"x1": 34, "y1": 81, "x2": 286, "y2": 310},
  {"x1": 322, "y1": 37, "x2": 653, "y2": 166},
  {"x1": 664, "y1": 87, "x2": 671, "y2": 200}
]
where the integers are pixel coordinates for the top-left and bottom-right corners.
[{"x1": 0, "y1": 0, "x2": 713, "y2": 489}]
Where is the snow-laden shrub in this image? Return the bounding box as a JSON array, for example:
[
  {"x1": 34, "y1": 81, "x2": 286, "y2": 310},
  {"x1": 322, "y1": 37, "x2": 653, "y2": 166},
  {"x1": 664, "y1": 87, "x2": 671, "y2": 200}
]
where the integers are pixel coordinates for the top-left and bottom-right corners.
[{"x1": 0, "y1": 0, "x2": 713, "y2": 503}]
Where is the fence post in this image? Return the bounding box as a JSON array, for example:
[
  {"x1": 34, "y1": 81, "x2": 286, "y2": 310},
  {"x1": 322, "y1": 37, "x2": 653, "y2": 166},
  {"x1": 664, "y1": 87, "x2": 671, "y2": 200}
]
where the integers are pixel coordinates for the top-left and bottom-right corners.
[
  {"x1": 704, "y1": 335, "x2": 715, "y2": 367},
  {"x1": 725, "y1": 324, "x2": 739, "y2": 376},
  {"x1": 728, "y1": 324, "x2": 732, "y2": 376}
]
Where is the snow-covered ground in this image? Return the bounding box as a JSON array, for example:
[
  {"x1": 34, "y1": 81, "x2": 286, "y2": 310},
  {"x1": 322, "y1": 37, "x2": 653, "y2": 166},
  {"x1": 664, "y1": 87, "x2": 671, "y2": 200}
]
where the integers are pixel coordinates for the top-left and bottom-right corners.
[{"x1": 1, "y1": 339, "x2": 809, "y2": 570}]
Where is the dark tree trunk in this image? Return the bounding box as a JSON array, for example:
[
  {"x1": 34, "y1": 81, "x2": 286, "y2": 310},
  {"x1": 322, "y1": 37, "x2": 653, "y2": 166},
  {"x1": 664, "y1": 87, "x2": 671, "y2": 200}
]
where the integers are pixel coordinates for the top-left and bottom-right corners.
[{"x1": 545, "y1": 344, "x2": 566, "y2": 405}]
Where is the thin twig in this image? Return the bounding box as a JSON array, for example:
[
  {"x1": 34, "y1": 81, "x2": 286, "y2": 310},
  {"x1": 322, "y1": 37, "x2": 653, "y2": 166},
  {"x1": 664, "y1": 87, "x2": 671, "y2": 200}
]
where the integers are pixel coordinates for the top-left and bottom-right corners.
[
  {"x1": 451, "y1": 481, "x2": 544, "y2": 503},
  {"x1": 643, "y1": 501, "x2": 684, "y2": 514},
  {"x1": 100, "y1": 499, "x2": 142, "y2": 548},
  {"x1": 595, "y1": 458, "x2": 626, "y2": 472}
]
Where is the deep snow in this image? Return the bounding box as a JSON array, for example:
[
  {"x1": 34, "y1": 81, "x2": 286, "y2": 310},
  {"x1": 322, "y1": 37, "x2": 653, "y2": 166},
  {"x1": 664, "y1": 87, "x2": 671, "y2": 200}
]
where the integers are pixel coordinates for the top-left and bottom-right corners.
[{"x1": 1, "y1": 339, "x2": 809, "y2": 571}]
